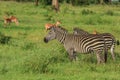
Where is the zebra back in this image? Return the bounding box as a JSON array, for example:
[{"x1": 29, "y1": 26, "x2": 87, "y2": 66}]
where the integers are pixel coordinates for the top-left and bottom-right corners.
[
  {"x1": 73, "y1": 27, "x2": 116, "y2": 50},
  {"x1": 73, "y1": 27, "x2": 89, "y2": 36},
  {"x1": 50, "y1": 27, "x2": 105, "y2": 53},
  {"x1": 54, "y1": 27, "x2": 106, "y2": 53},
  {"x1": 100, "y1": 33, "x2": 116, "y2": 49}
]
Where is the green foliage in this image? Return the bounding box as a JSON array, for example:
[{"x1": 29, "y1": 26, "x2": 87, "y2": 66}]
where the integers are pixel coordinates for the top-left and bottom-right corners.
[
  {"x1": 0, "y1": 32, "x2": 11, "y2": 44},
  {"x1": 22, "y1": 42, "x2": 36, "y2": 50},
  {"x1": 22, "y1": 54, "x2": 50, "y2": 73},
  {"x1": 85, "y1": 15, "x2": 103, "y2": 25},
  {"x1": 105, "y1": 10, "x2": 114, "y2": 16},
  {"x1": 15, "y1": 0, "x2": 34, "y2": 2},
  {"x1": 0, "y1": 1, "x2": 120, "y2": 80},
  {"x1": 22, "y1": 46, "x2": 68, "y2": 73},
  {"x1": 64, "y1": 0, "x2": 99, "y2": 5},
  {"x1": 39, "y1": 0, "x2": 52, "y2": 5},
  {"x1": 45, "y1": 14, "x2": 54, "y2": 21},
  {"x1": 4, "y1": 11, "x2": 14, "y2": 16},
  {"x1": 81, "y1": 9, "x2": 94, "y2": 15},
  {"x1": 3, "y1": 0, "x2": 119, "y2": 5},
  {"x1": 0, "y1": 65, "x2": 8, "y2": 75}
]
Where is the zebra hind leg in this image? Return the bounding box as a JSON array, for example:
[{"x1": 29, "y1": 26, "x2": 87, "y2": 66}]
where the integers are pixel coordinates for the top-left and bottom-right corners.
[{"x1": 110, "y1": 45, "x2": 115, "y2": 61}]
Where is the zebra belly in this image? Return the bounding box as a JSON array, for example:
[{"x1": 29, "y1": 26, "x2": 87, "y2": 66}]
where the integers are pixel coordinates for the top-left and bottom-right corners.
[
  {"x1": 75, "y1": 46, "x2": 93, "y2": 54},
  {"x1": 63, "y1": 41, "x2": 91, "y2": 54}
]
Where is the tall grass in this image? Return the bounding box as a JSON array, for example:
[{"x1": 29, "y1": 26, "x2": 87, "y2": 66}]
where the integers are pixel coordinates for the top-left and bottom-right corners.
[{"x1": 0, "y1": 1, "x2": 120, "y2": 80}]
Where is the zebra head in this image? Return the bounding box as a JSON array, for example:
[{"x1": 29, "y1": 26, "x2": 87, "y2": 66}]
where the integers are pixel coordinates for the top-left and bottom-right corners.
[
  {"x1": 44, "y1": 27, "x2": 56, "y2": 43},
  {"x1": 44, "y1": 26, "x2": 67, "y2": 43}
]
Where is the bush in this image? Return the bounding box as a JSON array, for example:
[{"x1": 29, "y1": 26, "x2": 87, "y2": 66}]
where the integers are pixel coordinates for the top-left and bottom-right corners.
[
  {"x1": 39, "y1": 0, "x2": 52, "y2": 5},
  {"x1": 0, "y1": 32, "x2": 11, "y2": 44},
  {"x1": 22, "y1": 55, "x2": 66, "y2": 73},
  {"x1": 15, "y1": 0, "x2": 34, "y2": 2},
  {"x1": 0, "y1": 64, "x2": 8, "y2": 75},
  {"x1": 66, "y1": 0, "x2": 99, "y2": 5},
  {"x1": 22, "y1": 54, "x2": 50, "y2": 73},
  {"x1": 22, "y1": 47, "x2": 68, "y2": 73}
]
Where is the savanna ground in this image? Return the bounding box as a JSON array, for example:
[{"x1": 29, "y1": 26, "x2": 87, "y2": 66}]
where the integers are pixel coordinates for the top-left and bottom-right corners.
[{"x1": 0, "y1": 1, "x2": 120, "y2": 80}]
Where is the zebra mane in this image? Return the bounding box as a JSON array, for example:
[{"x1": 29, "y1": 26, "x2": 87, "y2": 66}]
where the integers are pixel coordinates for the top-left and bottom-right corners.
[
  {"x1": 73, "y1": 27, "x2": 89, "y2": 34},
  {"x1": 57, "y1": 26, "x2": 68, "y2": 32},
  {"x1": 73, "y1": 27, "x2": 86, "y2": 32},
  {"x1": 50, "y1": 26, "x2": 68, "y2": 33}
]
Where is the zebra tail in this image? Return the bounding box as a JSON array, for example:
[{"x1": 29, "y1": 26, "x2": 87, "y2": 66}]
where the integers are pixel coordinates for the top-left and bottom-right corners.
[
  {"x1": 116, "y1": 40, "x2": 120, "y2": 45},
  {"x1": 104, "y1": 51, "x2": 107, "y2": 63}
]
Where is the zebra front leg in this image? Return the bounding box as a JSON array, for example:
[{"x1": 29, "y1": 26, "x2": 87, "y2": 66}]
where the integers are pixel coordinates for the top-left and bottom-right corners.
[
  {"x1": 96, "y1": 52, "x2": 105, "y2": 64},
  {"x1": 67, "y1": 48, "x2": 76, "y2": 61}
]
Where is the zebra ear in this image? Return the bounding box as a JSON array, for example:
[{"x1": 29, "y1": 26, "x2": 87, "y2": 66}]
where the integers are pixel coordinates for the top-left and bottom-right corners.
[{"x1": 49, "y1": 27, "x2": 55, "y2": 31}]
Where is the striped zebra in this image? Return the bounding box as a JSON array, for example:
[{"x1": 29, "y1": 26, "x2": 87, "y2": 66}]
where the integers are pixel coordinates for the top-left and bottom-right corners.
[
  {"x1": 44, "y1": 26, "x2": 107, "y2": 64},
  {"x1": 73, "y1": 27, "x2": 118, "y2": 61}
]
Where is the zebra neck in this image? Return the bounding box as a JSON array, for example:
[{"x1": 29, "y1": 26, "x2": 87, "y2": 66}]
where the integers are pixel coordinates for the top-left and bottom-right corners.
[{"x1": 56, "y1": 32, "x2": 66, "y2": 44}]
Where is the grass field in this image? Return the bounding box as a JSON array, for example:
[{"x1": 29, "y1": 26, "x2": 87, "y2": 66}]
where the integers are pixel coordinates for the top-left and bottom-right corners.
[{"x1": 0, "y1": 1, "x2": 120, "y2": 80}]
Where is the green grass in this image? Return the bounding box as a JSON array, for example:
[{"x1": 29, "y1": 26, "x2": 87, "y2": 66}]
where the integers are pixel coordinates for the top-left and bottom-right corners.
[{"x1": 0, "y1": 1, "x2": 120, "y2": 80}]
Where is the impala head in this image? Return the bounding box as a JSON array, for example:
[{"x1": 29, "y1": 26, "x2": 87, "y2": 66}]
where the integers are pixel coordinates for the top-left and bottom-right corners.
[
  {"x1": 45, "y1": 23, "x2": 55, "y2": 31},
  {"x1": 3, "y1": 16, "x2": 8, "y2": 19},
  {"x1": 55, "y1": 21, "x2": 61, "y2": 26}
]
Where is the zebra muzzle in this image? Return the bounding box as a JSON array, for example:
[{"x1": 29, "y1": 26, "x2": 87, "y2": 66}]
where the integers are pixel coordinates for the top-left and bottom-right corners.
[{"x1": 44, "y1": 37, "x2": 48, "y2": 43}]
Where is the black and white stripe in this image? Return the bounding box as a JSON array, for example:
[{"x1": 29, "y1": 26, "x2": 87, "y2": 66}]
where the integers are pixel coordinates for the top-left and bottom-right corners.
[
  {"x1": 73, "y1": 27, "x2": 116, "y2": 60},
  {"x1": 44, "y1": 27, "x2": 107, "y2": 64}
]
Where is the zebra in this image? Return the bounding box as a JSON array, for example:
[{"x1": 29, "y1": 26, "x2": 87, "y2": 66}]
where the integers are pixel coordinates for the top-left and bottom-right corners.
[
  {"x1": 44, "y1": 26, "x2": 108, "y2": 64},
  {"x1": 73, "y1": 27, "x2": 119, "y2": 61}
]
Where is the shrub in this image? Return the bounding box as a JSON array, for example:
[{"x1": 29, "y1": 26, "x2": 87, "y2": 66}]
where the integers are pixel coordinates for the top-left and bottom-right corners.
[
  {"x1": 22, "y1": 46, "x2": 68, "y2": 73},
  {"x1": 0, "y1": 65, "x2": 8, "y2": 75},
  {"x1": 0, "y1": 32, "x2": 11, "y2": 44},
  {"x1": 22, "y1": 54, "x2": 50, "y2": 73}
]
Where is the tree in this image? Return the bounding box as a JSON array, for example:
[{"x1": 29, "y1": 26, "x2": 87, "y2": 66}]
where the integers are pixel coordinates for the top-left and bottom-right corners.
[
  {"x1": 35, "y1": 0, "x2": 39, "y2": 6},
  {"x1": 52, "y1": 0, "x2": 59, "y2": 12},
  {"x1": 99, "y1": 0, "x2": 104, "y2": 4}
]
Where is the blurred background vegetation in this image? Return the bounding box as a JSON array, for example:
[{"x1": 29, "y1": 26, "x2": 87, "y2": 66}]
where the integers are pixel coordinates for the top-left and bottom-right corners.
[{"x1": 1, "y1": 0, "x2": 120, "y2": 5}]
